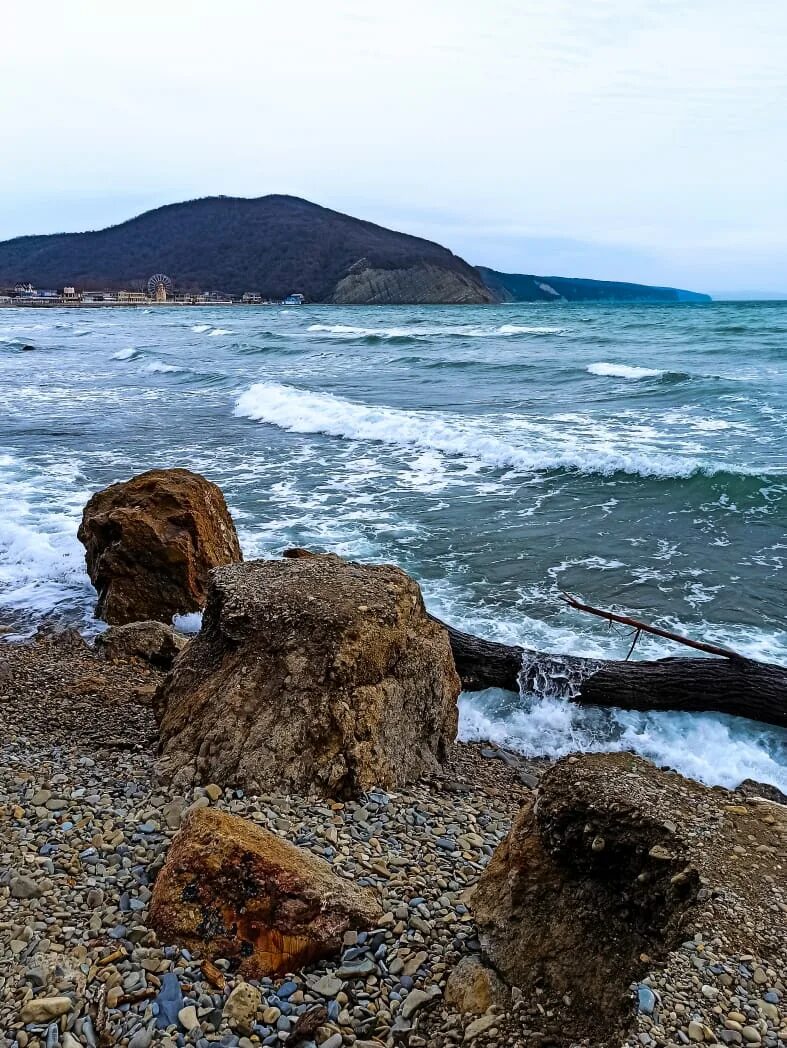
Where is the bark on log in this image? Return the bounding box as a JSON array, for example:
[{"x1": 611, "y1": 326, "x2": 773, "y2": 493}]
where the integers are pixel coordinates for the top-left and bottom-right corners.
[{"x1": 432, "y1": 617, "x2": 787, "y2": 730}]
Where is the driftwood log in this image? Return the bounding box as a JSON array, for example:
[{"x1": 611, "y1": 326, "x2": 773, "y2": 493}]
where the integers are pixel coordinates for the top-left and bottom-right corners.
[
  {"x1": 434, "y1": 618, "x2": 787, "y2": 730},
  {"x1": 281, "y1": 554, "x2": 786, "y2": 730}
]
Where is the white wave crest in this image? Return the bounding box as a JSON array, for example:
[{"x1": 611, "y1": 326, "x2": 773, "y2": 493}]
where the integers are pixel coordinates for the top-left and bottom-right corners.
[
  {"x1": 234, "y1": 381, "x2": 714, "y2": 479},
  {"x1": 306, "y1": 323, "x2": 563, "y2": 338},
  {"x1": 111, "y1": 347, "x2": 138, "y2": 360},
  {"x1": 172, "y1": 610, "x2": 203, "y2": 634},
  {"x1": 142, "y1": 360, "x2": 181, "y2": 374},
  {"x1": 191, "y1": 323, "x2": 211, "y2": 333},
  {"x1": 458, "y1": 691, "x2": 787, "y2": 793},
  {"x1": 588, "y1": 362, "x2": 664, "y2": 379}
]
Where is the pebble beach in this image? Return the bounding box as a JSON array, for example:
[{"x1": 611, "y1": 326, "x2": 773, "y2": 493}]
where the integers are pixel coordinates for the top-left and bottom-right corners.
[
  {"x1": 2, "y1": 633, "x2": 785, "y2": 1048},
  {"x1": 0, "y1": 633, "x2": 531, "y2": 1047}
]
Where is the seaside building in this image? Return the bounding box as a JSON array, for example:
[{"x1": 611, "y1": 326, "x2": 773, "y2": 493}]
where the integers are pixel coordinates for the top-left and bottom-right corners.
[
  {"x1": 82, "y1": 291, "x2": 116, "y2": 303},
  {"x1": 117, "y1": 291, "x2": 147, "y2": 304},
  {"x1": 242, "y1": 292, "x2": 262, "y2": 304},
  {"x1": 284, "y1": 292, "x2": 305, "y2": 305}
]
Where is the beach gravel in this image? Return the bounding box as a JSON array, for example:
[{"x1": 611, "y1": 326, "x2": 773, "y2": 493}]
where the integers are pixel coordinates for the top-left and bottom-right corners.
[{"x1": 1, "y1": 632, "x2": 784, "y2": 1048}]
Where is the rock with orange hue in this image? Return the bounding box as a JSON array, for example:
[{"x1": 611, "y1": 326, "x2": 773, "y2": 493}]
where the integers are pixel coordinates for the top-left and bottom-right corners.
[
  {"x1": 148, "y1": 806, "x2": 382, "y2": 977},
  {"x1": 78, "y1": 468, "x2": 241, "y2": 625},
  {"x1": 154, "y1": 553, "x2": 460, "y2": 796}
]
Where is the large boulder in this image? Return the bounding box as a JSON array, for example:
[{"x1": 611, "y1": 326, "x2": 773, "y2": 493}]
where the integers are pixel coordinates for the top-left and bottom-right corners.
[
  {"x1": 469, "y1": 753, "x2": 787, "y2": 1046},
  {"x1": 154, "y1": 554, "x2": 460, "y2": 796},
  {"x1": 148, "y1": 806, "x2": 382, "y2": 977},
  {"x1": 78, "y1": 468, "x2": 241, "y2": 625}
]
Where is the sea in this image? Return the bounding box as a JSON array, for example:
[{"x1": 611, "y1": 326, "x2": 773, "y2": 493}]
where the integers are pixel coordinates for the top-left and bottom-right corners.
[{"x1": 1, "y1": 301, "x2": 786, "y2": 792}]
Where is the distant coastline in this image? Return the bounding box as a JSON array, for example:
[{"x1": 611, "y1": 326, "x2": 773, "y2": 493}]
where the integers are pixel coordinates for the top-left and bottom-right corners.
[{"x1": 0, "y1": 194, "x2": 711, "y2": 306}]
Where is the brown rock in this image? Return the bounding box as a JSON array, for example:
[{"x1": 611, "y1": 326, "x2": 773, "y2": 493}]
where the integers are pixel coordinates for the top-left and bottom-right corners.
[
  {"x1": 444, "y1": 955, "x2": 509, "y2": 1015},
  {"x1": 469, "y1": 753, "x2": 787, "y2": 1046},
  {"x1": 154, "y1": 554, "x2": 460, "y2": 796},
  {"x1": 148, "y1": 807, "x2": 382, "y2": 977},
  {"x1": 78, "y1": 468, "x2": 241, "y2": 625},
  {"x1": 95, "y1": 620, "x2": 189, "y2": 670},
  {"x1": 470, "y1": 754, "x2": 699, "y2": 1043},
  {"x1": 736, "y1": 777, "x2": 787, "y2": 805}
]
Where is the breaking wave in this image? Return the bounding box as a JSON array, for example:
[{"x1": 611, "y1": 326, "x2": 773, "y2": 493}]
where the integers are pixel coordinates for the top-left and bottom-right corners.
[
  {"x1": 306, "y1": 322, "x2": 564, "y2": 338},
  {"x1": 142, "y1": 360, "x2": 182, "y2": 374},
  {"x1": 588, "y1": 362, "x2": 664, "y2": 379},
  {"x1": 234, "y1": 381, "x2": 756, "y2": 480},
  {"x1": 458, "y1": 691, "x2": 787, "y2": 793}
]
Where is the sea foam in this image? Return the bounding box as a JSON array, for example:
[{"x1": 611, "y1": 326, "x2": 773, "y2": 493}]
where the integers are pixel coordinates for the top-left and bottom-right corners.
[
  {"x1": 588, "y1": 362, "x2": 664, "y2": 379},
  {"x1": 306, "y1": 323, "x2": 563, "y2": 338},
  {"x1": 458, "y1": 690, "x2": 787, "y2": 793},
  {"x1": 142, "y1": 360, "x2": 181, "y2": 374},
  {"x1": 235, "y1": 381, "x2": 724, "y2": 480}
]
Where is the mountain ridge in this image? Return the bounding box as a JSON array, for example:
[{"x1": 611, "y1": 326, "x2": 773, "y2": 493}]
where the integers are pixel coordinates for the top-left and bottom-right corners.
[
  {"x1": 0, "y1": 195, "x2": 711, "y2": 304},
  {"x1": 0, "y1": 195, "x2": 495, "y2": 305},
  {"x1": 477, "y1": 266, "x2": 711, "y2": 304}
]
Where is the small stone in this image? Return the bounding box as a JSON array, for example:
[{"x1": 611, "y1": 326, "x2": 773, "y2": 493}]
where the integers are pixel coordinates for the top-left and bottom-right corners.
[
  {"x1": 128, "y1": 1031, "x2": 154, "y2": 1048},
  {"x1": 20, "y1": 996, "x2": 73, "y2": 1023},
  {"x1": 11, "y1": 874, "x2": 42, "y2": 899},
  {"x1": 648, "y1": 844, "x2": 673, "y2": 861},
  {"x1": 309, "y1": 975, "x2": 343, "y2": 997},
  {"x1": 741, "y1": 1028, "x2": 761, "y2": 1044},
  {"x1": 178, "y1": 1005, "x2": 199, "y2": 1031},
  {"x1": 223, "y1": 982, "x2": 262, "y2": 1035},
  {"x1": 464, "y1": 1014, "x2": 499, "y2": 1041},
  {"x1": 336, "y1": 958, "x2": 376, "y2": 979},
  {"x1": 401, "y1": 986, "x2": 441, "y2": 1021},
  {"x1": 155, "y1": 972, "x2": 184, "y2": 1029},
  {"x1": 637, "y1": 985, "x2": 657, "y2": 1015},
  {"x1": 205, "y1": 783, "x2": 223, "y2": 801}
]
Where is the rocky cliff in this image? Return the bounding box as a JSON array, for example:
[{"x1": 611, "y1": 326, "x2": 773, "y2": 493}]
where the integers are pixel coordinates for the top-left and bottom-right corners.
[{"x1": 331, "y1": 258, "x2": 495, "y2": 305}]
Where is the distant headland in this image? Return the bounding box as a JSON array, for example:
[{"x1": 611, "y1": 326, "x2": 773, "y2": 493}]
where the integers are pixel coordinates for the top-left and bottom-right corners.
[{"x1": 0, "y1": 195, "x2": 711, "y2": 306}]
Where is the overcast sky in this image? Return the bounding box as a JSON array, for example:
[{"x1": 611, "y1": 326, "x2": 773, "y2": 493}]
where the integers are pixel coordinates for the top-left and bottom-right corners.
[{"x1": 2, "y1": 1, "x2": 786, "y2": 295}]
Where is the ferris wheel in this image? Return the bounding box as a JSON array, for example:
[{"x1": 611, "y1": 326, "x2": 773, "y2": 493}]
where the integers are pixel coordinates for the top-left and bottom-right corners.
[{"x1": 147, "y1": 273, "x2": 173, "y2": 299}]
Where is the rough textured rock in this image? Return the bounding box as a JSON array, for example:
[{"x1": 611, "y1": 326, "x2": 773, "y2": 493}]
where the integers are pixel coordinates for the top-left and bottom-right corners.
[
  {"x1": 737, "y1": 777, "x2": 787, "y2": 805},
  {"x1": 469, "y1": 752, "x2": 787, "y2": 1046},
  {"x1": 78, "y1": 468, "x2": 241, "y2": 625},
  {"x1": 148, "y1": 807, "x2": 382, "y2": 977},
  {"x1": 95, "y1": 620, "x2": 189, "y2": 670},
  {"x1": 444, "y1": 955, "x2": 509, "y2": 1015},
  {"x1": 222, "y1": 982, "x2": 262, "y2": 1034},
  {"x1": 331, "y1": 259, "x2": 496, "y2": 305},
  {"x1": 154, "y1": 554, "x2": 460, "y2": 795}
]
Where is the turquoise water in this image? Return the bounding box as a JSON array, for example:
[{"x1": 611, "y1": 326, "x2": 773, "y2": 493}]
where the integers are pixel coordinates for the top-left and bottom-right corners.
[{"x1": 1, "y1": 302, "x2": 785, "y2": 788}]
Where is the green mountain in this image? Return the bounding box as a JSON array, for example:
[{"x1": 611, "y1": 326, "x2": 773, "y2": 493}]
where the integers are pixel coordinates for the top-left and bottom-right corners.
[
  {"x1": 477, "y1": 267, "x2": 711, "y2": 303},
  {"x1": 0, "y1": 195, "x2": 495, "y2": 305}
]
